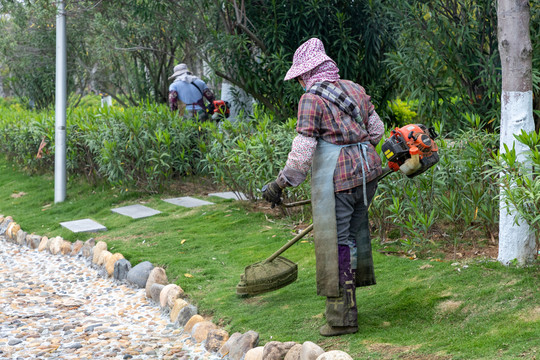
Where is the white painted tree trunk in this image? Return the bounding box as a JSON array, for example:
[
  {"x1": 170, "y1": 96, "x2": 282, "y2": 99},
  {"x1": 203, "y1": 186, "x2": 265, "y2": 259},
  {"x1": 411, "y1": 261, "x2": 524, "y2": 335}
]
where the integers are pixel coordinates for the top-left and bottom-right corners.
[
  {"x1": 0, "y1": 72, "x2": 4, "y2": 98},
  {"x1": 498, "y1": 91, "x2": 536, "y2": 264},
  {"x1": 497, "y1": 0, "x2": 536, "y2": 264}
]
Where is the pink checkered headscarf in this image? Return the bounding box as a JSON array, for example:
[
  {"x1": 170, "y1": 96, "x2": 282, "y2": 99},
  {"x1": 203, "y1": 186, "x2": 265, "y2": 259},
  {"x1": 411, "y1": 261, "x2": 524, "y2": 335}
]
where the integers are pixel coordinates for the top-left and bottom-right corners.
[{"x1": 284, "y1": 38, "x2": 340, "y2": 90}]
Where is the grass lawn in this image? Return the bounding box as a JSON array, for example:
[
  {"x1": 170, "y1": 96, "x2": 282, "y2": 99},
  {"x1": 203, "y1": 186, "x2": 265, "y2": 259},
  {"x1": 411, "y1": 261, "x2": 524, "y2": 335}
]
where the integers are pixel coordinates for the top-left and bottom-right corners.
[{"x1": 0, "y1": 155, "x2": 538, "y2": 359}]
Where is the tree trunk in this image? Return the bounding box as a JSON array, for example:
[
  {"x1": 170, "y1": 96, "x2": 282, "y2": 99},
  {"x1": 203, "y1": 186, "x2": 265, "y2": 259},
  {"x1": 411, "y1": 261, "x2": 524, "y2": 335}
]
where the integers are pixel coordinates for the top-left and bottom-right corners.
[
  {"x1": 0, "y1": 66, "x2": 4, "y2": 98},
  {"x1": 220, "y1": 80, "x2": 254, "y2": 121},
  {"x1": 497, "y1": 0, "x2": 536, "y2": 264}
]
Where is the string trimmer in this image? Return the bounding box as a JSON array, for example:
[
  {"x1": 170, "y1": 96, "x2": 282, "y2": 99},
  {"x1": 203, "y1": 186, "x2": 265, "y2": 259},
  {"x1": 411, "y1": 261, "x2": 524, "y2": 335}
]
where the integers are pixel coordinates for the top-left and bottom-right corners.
[{"x1": 236, "y1": 124, "x2": 439, "y2": 296}]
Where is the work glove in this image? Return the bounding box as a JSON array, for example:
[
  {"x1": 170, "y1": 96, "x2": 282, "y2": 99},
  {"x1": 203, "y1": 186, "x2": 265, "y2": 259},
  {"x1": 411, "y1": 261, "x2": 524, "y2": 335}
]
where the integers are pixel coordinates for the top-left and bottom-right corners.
[
  {"x1": 261, "y1": 181, "x2": 283, "y2": 208},
  {"x1": 206, "y1": 101, "x2": 215, "y2": 115}
]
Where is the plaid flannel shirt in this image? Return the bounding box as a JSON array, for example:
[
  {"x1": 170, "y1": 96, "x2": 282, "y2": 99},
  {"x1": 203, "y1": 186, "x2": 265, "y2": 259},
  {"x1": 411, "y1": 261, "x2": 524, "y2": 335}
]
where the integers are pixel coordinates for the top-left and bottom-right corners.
[{"x1": 280, "y1": 80, "x2": 383, "y2": 192}]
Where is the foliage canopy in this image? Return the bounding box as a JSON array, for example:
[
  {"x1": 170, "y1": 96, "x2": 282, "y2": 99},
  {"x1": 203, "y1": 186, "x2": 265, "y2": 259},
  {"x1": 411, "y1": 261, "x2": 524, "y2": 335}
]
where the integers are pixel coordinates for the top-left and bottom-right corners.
[{"x1": 0, "y1": 0, "x2": 538, "y2": 126}]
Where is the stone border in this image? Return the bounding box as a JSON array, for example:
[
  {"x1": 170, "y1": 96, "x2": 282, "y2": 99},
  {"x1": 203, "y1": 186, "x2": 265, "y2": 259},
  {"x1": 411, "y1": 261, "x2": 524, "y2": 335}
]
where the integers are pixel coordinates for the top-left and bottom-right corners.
[{"x1": 0, "y1": 215, "x2": 355, "y2": 360}]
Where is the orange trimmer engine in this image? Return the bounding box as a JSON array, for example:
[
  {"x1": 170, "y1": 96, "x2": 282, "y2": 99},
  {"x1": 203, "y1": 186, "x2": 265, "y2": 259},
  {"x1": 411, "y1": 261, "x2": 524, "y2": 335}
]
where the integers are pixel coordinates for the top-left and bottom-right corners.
[
  {"x1": 210, "y1": 100, "x2": 230, "y2": 120},
  {"x1": 381, "y1": 124, "x2": 439, "y2": 178}
]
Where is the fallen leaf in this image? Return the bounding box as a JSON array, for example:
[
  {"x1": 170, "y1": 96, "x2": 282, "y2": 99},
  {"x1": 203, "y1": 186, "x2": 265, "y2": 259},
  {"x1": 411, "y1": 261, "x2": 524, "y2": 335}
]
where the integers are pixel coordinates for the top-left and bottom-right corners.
[
  {"x1": 180, "y1": 239, "x2": 186, "y2": 245},
  {"x1": 184, "y1": 273, "x2": 193, "y2": 278},
  {"x1": 36, "y1": 136, "x2": 47, "y2": 159},
  {"x1": 420, "y1": 264, "x2": 433, "y2": 270}
]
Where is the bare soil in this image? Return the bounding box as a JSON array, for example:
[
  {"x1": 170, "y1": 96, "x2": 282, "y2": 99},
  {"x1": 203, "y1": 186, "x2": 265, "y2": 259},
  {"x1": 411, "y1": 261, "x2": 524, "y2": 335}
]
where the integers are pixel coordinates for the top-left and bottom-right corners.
[
  {"x1": 165, "y1": 176, "x2": 230, "y2": 197},
  {"x1": 364, "y1": 343, "x2": 452, "y2": 360},
  {"x1": 169, "y1": 177, "x2": 500, "y2": 261},
  {"x1": 252, "y1": 200, "x2": 501, "y2": 261}
]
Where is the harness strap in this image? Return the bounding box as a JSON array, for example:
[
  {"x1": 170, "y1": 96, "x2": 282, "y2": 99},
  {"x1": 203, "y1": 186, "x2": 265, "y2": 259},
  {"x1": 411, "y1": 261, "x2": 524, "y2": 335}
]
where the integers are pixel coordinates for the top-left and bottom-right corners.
[
  {"x1": 191, "y1": 81, "x2": 204, "y2": 96},
  {"x1": 308, "y1": 81, "x2": 366, "y2": 129}
]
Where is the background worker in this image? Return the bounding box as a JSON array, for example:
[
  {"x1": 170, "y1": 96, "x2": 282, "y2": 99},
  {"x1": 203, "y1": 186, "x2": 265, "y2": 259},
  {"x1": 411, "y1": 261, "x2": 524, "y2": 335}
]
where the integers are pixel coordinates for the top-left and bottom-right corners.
[
  {"x1": 168, "y1": 63, "x2": 215, "y2": 120},
  {"x1": 262, "y1": 38, "x2": 385, "y2": 337}
]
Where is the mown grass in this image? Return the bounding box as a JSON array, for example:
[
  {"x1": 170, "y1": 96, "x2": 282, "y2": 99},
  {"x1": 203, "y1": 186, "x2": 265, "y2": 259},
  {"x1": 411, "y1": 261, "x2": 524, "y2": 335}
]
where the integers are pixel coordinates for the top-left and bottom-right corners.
[{"x1": 0, "y1": 155, "x2": 538, "y2": 360}]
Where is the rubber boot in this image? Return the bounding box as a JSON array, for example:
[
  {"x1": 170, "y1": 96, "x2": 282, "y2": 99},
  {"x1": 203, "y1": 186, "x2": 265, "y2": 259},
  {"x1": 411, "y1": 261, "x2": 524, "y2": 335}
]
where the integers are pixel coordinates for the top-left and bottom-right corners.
[
  {"x1": 321, "y1": 245, "x2": 358, "y2": 336},
  {"x1": 319, "y1": 324, "x2": 358, "y2": 336}
]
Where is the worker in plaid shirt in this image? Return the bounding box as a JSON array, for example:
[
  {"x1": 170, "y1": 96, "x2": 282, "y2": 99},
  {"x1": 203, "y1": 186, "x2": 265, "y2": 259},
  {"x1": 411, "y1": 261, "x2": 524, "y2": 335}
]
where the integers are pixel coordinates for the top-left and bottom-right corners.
[{"x1": 262, "y1": 38, "x2": 385, "y2": 337}]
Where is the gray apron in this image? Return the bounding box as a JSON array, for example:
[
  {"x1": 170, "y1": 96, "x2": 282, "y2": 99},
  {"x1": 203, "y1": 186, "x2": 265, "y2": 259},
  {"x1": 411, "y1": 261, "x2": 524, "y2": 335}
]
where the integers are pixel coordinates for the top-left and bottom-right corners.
[{"x1": 311, "y1": 139, "x2": 376, "y2": 297}]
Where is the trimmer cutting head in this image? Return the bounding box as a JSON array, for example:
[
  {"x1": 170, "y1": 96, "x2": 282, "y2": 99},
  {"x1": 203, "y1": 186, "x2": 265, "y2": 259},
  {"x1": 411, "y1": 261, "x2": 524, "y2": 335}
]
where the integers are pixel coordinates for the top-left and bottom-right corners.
[{"x1": 236, "y1": 256, "x2": 298, "y2": 296}]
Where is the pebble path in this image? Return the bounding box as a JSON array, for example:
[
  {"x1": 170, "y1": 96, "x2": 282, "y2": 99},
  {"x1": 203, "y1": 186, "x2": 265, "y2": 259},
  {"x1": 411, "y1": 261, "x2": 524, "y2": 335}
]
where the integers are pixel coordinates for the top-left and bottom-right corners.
[{"x1": 0, "y1": 237, "x2": 219, "y2": 360}]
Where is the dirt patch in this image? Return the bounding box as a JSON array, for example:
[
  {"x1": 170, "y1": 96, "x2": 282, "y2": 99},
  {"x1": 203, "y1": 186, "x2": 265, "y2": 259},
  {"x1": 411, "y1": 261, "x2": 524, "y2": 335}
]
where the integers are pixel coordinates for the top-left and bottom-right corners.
[
  {"x1": 440, "y1": 243, "x2": 498, "y2": 261},
  {"x1": 365, "y1": 343, "x2": 451, "y2": 360},
  {"x1": 318, "y1": 337, "x2": 351, "y2": 352},
  {"x1": 427, "y1": 224, "x2": 500, "y2": 261},
  {"x1": 377, "y1": 228, "x2": 499, "y2": 261},
  {"x1": 241, "y1": 296, "x2": 268, "y2": 307},
  {"x1": 161, "y1": 176, "x2": 226, "y2": 197},
  {"x1": 520, "y1": 306, "x2": 540, "y2": 323},
  {"x1": 237, "y1": 198, "x2": 310, "y2": 218},
  {"x1": 437, "y1": 300, "x2": 463, "y2": 314}
]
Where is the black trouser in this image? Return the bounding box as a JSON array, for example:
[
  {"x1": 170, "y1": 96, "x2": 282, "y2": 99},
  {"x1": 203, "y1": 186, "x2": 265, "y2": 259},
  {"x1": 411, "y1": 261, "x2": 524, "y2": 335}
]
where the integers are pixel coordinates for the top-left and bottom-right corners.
[{"x1": 325, "y1": 180, "x2": 378, "y2": 327}]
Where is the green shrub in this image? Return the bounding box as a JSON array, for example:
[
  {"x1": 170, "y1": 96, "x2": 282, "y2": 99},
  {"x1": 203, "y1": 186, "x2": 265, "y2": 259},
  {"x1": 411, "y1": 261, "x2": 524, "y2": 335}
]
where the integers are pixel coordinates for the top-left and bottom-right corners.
[
  {"x1": 486, "y1": 129, "x2": 540, "y2": 247},
  {"x1": 202, "y1": 105, "x2": 311, "y2": 207},
  {"x1": 386, "y1": 98, "x2": 418, "y2": 127},
  {"x1": 0, "y1": 107, "x2": 54, "y2": 173},
  {"x1": 0, "y1": 104, "x2": 504, "y2": 255},
  {"x1": 73, "y1": 104, "x2": 209, "y2": 192},
  {"x1": 0, "y1": 103, "x2": 209, "y2": 192},
  {"x1": 75, "y1": 94, "x2": 104, "y2": 109},
  {"x1": 0, "y1": 97, "x2": 32, "y2": 111},
  {"x1": 370, "y1": 119, "x2": 500, "y2": 255}
]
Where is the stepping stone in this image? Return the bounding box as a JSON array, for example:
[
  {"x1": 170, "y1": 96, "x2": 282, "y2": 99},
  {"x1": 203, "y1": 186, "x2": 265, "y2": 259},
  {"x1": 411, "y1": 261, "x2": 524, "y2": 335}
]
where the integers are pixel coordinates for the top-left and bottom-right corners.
[
  {"x1": 60, "y1": 219, "x2": 107, "y2": 233},
  {"x1": 208, "y1": 191, "x2": 248, "y2": 201},
  {"x1": 111, "y1": 204, "x2": 161, "y2": 219},
  {"x1": 163, "y1": 197, "x2": 214, "y2": 208}
]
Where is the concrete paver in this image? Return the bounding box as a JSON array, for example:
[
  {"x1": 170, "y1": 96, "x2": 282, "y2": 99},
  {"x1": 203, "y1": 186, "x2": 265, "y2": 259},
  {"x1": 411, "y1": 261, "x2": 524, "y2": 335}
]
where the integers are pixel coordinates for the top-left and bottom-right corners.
[
  {"x1": 162, "y1": 197, "x2": 214, "y2": 208},
  {"x1": 208, "y1": 191, "x2": 247, "y2": 201},
  {"x1": 59, "y1": 219, "x2": 107, "y2": 233},
  {"x1": 111, "y1": 204, "x2": 161, "y2": 219}
]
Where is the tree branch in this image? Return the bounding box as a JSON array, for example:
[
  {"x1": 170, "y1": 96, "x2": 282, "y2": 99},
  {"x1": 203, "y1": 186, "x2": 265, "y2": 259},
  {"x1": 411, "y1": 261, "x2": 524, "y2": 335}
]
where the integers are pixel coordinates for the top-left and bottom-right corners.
[{"x1": 234, "y1": 22, "x2": 267, "y2": 53}]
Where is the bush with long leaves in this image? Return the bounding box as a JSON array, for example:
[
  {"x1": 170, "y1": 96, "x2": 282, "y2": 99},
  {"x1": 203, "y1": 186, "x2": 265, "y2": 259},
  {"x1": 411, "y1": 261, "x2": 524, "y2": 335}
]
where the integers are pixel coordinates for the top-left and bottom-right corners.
[
  {"x1": 370, "y1": 119, "x2": 499, "y2": 254},
  {"x1": 202, "y1": 106, "x2": 310, "y2": 205},
  {"x1": 485, "y1": 129, "x2": 540, "y2": 252},
  {"x1": 0, "y1": 104, "x2": 209, "y2": 193},
  {"x1": 1, "y1": 103, "x2": 506, "y2": 255}
]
